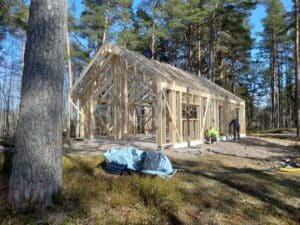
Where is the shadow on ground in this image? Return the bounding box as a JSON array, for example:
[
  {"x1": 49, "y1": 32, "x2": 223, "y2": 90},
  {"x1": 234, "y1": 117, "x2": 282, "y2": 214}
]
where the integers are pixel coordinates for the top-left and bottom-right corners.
[
  {"x1": 1, "y1": 150, "x2": 300, "y2": 225},
  {"x1": 173, "y1": 157, "x2": 300, "y2": 223}
]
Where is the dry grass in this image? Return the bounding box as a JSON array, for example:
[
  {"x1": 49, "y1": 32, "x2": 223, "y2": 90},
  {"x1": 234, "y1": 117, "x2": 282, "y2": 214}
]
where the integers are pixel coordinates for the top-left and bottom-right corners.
[
  {"x1": 173, "y1": 156, "x2": 300, "y2": 225},
  {"x1": 0, "y1": 152, "x2": 299, "y2": 225}
]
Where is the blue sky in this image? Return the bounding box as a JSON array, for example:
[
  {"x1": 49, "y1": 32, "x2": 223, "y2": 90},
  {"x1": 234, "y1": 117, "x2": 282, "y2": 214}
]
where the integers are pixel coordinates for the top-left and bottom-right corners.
[
  {"x1": 249, "y1": 0, "x2": 293, "y2": 59},
  {"x1": 132, "y1": 0, "x2": 141, "y2": 10},
  {"x1": 249, "y1": 0, "x2": 293, "y2": 43}
]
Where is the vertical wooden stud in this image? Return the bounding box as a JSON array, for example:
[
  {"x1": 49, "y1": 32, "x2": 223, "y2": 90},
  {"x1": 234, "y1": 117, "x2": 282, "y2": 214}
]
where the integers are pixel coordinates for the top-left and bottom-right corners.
[
  {"x1": 89, "y1": 97, "x2": 95, "y2": 139},
  {"x1": 152, "y1": 80, "x2": 156, "y2": 132},
  {"x1": 176, "y1": 91, "x2": 183, "y2": 142},
  {"x1": 76, "y1": 100, "x2": 80, "y2": 137},
  {"x1": 79, "y1": 101, "x2": 85, "y2": 138},
  {"x1": 157, "y1": 80, "x2": 166, "y2": 149},
  {"x1": 123, "y1": 60, "x2": 129, "y2": 135},
  {"x1": 168, "y1": 90, "x2": 176, "y2": 144},
  {"x1": 112, "y1": 56, "x2": 119, "y2": 140},
  {"x1": 196, "y1": 96, "x2": 201, "y2": 140}
]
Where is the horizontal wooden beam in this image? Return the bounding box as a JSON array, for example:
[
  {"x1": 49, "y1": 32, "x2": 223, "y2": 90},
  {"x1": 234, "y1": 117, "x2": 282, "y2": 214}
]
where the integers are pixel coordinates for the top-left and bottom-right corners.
[
  {"x1": 95, "y1": 98, "x2": 112, "y2": 104},
  {"x1": 160, "y1": 81, "x2": 243, "y2": 105}
]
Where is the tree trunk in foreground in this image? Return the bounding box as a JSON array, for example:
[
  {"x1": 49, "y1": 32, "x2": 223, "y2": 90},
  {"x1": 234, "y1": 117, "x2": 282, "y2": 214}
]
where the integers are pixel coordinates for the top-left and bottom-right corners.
[
  {"x1": 66, "y1": 15, "x2": 73, "y2": 138},
  {"x1": 9, "y1": 0, "x2": 67, "y2": 208}
]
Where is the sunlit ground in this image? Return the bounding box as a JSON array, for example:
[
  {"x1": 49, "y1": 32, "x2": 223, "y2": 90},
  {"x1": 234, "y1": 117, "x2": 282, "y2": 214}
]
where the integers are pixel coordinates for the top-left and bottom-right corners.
[{"x1": 0, "y1": 151, "x2": 299, "y2": 225}]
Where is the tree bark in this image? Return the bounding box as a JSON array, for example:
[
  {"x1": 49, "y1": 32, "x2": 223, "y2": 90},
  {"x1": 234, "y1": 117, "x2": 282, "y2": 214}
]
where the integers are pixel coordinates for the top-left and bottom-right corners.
[
  {"x1": 197, "y1": 26, "x2": 201, "y2": 77},
  {"x1": 208, "y1": 21, "x2": 215, "y2": 80},
  {"x1": 188, "y1": 24, "x2": 192, "y2": 72},
  {"x1": 232, "y1": 62, "x2": 236, "y2": 94},
  {"x1": 286, "y1": 50, "x2": 293, "y2": 128},
  {"x1": 295, "y1": 0, "x2": 300, "y2": 137},
  {"x1": 278, "y1": 51, "x2": 283, "y2": 128},
  {"x1": 9, "y1": 0, "x2": 67, "y2": 208},
  {"x1": 208, "y1": 2, "x2": 217, "y2": 80},
  {"x1": 103, "y1": 0, "x2": 110, "y2": 43},
  {"x1": 151, "y1": 22, "x2": 156, "y2": 60},
  {"x1": 219, "y1": 54, "x2": 224, "y2": 87},
  {"x1": 271, "y1": 28, "x2": 278, "y2": 129},
  {"x1": 66, "y1": 7, "x2": 74, "y2": 138}
]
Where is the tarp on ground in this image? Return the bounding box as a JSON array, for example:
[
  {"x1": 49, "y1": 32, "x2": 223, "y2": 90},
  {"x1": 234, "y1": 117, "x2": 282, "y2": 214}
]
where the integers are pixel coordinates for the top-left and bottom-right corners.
[
  {"x1": 103, "y1": 146, "x2": 176, "y2": 178},
  {"x1": 103, "y1": 147, "x2": 144, "y2": 171}
]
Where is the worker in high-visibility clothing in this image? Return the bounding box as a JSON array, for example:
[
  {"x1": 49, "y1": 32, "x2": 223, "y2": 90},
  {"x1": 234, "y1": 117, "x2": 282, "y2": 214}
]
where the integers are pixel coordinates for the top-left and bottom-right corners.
[{"x1": 207, "y1": 126, "x2": 219, "y2": 143}]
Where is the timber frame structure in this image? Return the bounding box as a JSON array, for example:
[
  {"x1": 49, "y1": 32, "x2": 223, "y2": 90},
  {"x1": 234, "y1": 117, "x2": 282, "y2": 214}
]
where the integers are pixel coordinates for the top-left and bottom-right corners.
[{"x1": 71, "y1": 42, "x2": 246, "y2": 149}]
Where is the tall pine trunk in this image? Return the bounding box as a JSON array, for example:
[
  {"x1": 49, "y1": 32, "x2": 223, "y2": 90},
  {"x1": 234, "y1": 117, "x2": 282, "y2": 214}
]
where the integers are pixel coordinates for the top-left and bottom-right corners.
[
  {"x1": 151, "y1": 22, "x2": 156, "y2": 60},
  {"x1": 208, "y1": 2, "x2": 217, "y2": 81},
  {"x1": 9, "y1": 0, "x2": 67, "y2": 208},
  {"x1": 295, "y1": 0, "x2": 300, "y2": 137},
  {"x1": 278, "y1": 51, "x2": 283, "y2": 128},
  {"x1": 188, "y1": 24, "x2": 192, "y2": 72},
  {"x1": 197, "y1": 26, "x2": 201, "y2": 77},
  {"x1": 271, "y1": 29, "x2": 278, "y2": 129},
  {"x1": 219, "y1": 55, "x2": 224, "y2": 87},
  {"x1": 66, "y1": 9, "x2": 74, "y2": 138},
  {"x1": 103, "y1": 0, "x2": 110, "y2": 43},
  {"x1": 208, "y1": 22, "x2": 215, "y2": 80},
  {"x1": 232, "y1": 62, "x2": 236, "y2": 94}
]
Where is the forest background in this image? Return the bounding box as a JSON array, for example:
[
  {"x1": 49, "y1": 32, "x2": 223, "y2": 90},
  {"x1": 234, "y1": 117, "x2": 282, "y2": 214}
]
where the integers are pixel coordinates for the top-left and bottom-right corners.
[{"x1": 0, "y1": 0, "x2": 298, "y2": 137}]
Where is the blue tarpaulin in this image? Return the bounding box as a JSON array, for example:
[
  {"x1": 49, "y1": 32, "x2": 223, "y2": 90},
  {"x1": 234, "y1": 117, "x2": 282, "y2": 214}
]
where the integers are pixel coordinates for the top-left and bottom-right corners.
[{"x1": 103, "y1": 146, "x2": 176, "y2": 178}]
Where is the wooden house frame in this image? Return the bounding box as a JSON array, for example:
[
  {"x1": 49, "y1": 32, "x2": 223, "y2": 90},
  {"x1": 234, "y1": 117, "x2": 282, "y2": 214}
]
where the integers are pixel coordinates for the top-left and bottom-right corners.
[{"x1": 71, "y1": 42, "x2": 246, "y2": 149}]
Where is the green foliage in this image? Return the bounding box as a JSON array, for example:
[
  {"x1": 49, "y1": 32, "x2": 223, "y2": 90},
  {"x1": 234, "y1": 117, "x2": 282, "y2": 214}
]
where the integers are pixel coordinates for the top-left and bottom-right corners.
[
  {"x1": 0, "y1": 0, "x2": 28, "y2": 40},
  {"x1": 257, "y1": 0, "x2": 294, "y2": 129},
  {"x1": 77, "y1": 0, "x2": 107, "y2": 48},
  {"x1": 68, "y1": 0, "x2": 134, "y2": 75},
  {"x1": 262, "y1": 0, "x2": 287, "y2": 48},
  {"x1": 69, "y1": 0, "x2": 255, "y2": 90},
  {"x1": 76, "y1": 0, "x2": 133, "y2": 47},
  {"x1": 65, "y1": 0, "x2": 260, "y2": 130}
]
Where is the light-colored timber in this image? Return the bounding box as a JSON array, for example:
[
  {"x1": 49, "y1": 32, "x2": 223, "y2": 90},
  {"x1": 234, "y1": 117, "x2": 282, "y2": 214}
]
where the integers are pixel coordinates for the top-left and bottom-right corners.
[{"x1": 71, "y1": 42, "x2": 246, "y2": 149}]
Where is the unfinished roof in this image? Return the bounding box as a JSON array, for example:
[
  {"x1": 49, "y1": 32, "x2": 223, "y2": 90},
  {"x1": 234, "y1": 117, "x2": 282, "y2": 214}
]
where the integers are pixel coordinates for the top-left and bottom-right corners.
[{"x1": 71, "y1": 42, "x2": 244, "y2": 102}]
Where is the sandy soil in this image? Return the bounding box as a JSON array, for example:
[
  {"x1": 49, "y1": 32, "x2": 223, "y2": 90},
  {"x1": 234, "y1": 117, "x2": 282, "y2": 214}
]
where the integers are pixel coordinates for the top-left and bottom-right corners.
[
  {"x1": 208, "y1": 136, "x2": 300, "y2": 161},
  {"x1": 64, "y1": 136, "x2": 300, "y2": 163}
]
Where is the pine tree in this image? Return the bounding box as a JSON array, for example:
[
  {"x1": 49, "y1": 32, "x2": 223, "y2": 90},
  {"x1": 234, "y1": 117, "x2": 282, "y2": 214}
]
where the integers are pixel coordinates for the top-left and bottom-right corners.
[
  {"x1": 135, "y1": 0, "x2": 167, "y2": 59},
  {"x1": 78, "y1": 0, "x2": 133, "y2": 55},
  {"x1": 261, "y1": 0, "x2": 287, "y2": 128},
  {"x1": 0, "y1": 0, "x2": 28, "y2": 37},
  {"x1": 295, "y1": 0, "x2": 300, "y2": 137},
  {"x1": 9, "y1": 0, "x2": 67, "y2": 208}
]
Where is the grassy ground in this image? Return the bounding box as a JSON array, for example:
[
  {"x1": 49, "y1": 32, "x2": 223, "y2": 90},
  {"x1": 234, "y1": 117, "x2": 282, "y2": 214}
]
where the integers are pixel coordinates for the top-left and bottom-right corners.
[{"x1": 0, "y1": 152, "x2": 299, "y2": 225}]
